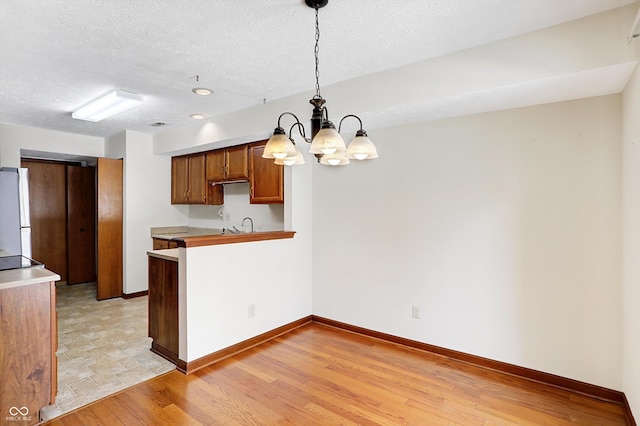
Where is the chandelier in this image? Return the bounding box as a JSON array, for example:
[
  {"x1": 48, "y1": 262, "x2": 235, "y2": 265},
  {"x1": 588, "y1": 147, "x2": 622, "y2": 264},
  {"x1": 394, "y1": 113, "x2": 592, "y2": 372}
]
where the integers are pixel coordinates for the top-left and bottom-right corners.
[{"x1": 262, "y1": 0, "x2": 378, "y2": 166}]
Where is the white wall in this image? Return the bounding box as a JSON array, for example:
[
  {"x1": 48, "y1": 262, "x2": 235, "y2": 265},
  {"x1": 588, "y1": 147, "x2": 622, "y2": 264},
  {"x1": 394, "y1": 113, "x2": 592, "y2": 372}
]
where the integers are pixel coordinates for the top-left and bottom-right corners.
[
  {"x1": 312, "y1": 95, "x2": 623, "y2": 390},
  {"x1": 622, "y1": 53, "x2": 640, "y2": 415},
  {"x1": 179, "y1": 156, "x2": 312, "y2": 361},
  {"x1": 117, "y1": 131, "x2": 188, "y2": 294},
  {"x1": 186, "y1": 183, "x2": 284, "y2": 232},
  {"x1": 0, "y1": 122, "x2": 104, "y2": 167}
]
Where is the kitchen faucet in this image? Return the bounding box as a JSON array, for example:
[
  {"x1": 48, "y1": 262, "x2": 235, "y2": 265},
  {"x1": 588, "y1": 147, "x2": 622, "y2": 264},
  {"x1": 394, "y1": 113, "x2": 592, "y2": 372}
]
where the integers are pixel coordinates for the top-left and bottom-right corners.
[{"x1": 242, "y1": 217, "x2": 254, "y2": 233}]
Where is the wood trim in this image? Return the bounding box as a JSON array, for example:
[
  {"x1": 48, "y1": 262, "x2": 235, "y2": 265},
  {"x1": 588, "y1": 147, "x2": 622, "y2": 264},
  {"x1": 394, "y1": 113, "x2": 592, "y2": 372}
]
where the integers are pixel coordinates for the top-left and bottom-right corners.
[
  {"x1": 150, "y1": 342, "x2": 179, "y2": 365},
  {"x1": 121, "y1": 290, "x2": 148, "y2": 299},
  {"x1": 50, "y1": 281, "x2": 57, "y2": 405},
  {"x1": 175, "y1": 359, "x2": 188, "y2": 374},
  {"x1": 181, "y1": 316, "x2": 312, "y2": 374},
  {"x1": 311, "y1": 316, "x2": 629, "y2": 407},
  {"x1": 174, "y1": 230, "x2": 295, "y2": 248},
  {"x1": 623, "y1": 393, "x2": 638, "y2": 426}
]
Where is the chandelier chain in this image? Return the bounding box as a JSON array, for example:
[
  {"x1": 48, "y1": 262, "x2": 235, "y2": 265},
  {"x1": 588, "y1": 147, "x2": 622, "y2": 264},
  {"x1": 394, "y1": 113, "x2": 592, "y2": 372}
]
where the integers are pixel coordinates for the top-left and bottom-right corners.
[{"x1": 314, "y1": 7, "x2": 321, "y2": 99}]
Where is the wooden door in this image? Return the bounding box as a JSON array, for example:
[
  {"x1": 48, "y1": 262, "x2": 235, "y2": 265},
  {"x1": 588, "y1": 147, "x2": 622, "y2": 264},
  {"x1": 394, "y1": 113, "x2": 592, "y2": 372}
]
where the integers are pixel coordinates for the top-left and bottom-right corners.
[
  {"x1": 66, "y1": 165, "x2": 96, "y2": 285},
  {"x1": 171, "y1": 156, "x2": 189, "y2": 204},
  {"x1": 97, "y1": 158, "x2": 123, "y2": 300},
  {"x1": 22, "y1": 160, "x2": 68, "y2": 280},
  {"x1": 226, "y1": 145, "x2": 249, "y2": 181},
  {"x1": 249, "y1": 142, "x2": 284, "y2": 204}
]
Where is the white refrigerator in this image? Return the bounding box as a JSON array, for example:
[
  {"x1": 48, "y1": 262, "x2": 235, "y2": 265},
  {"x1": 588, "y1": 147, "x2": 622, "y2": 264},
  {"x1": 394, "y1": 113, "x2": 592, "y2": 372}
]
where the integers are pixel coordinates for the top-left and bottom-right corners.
[{"x1": 0, "y1": 167, "x2": 32, "y2": 257}]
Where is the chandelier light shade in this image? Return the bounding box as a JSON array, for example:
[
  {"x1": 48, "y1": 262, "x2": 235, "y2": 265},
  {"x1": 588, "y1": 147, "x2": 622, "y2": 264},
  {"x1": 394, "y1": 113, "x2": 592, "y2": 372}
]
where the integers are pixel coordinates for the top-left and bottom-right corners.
[
  {"x1": 274, "y1": 143, "x2": 306, "y2": 166},
  {"x1": 319, "y1": 148, "x2": 350, "y2": 166},
  {"x1": 346, "y1": 131, "x2": 378, "y2": 160},
  {"x1": 309, "y1": 121, "x2": 346, "y2": 155},
  {"x1": 263, "y1": 128, "x2": 297, "y2": 159},
  {"x1": 262, "y1": 0, "x2": 378, "y2": 167},
  {"x1": 72, "y1": 89, "x2": 143, "y2": 122}
]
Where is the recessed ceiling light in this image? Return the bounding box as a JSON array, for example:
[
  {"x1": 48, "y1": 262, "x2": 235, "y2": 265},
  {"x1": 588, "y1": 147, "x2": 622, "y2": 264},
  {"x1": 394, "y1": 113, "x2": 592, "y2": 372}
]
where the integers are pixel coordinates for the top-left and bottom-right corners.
[
  {"x1": 192, "y1": 87, "x2": 213, "y2": 96},
  {"x1": 190, "y1": 114, "x2": 206, "y2": 120}
]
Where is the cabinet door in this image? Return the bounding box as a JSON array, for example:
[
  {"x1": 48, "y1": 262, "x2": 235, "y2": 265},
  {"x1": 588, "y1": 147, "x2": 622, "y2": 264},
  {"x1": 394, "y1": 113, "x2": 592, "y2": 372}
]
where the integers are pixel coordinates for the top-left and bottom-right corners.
[
  {"x1": 148, "y1": 256, "x2": 179, "y2": 360},
  {"x1": 188, "y1": 153, "x2": 206, "y2": 205},
  {"x1": 206, "y1": 182, "x2": 224, "y2": 205},
  {"x1": 0, "y1": 281, "x2": 54, "y2": 423},
  {"x1": 205, "y1": 150, "x2": 225, "y2": 182},
  {"x1": 249, "y1": 142, "x2": 284, "y2": 204},
  {"x1": 171, "y1": 156, "x2": 190, "y2": 204},
  {"x1": 225, "y1": 145, "x2": 249, "y2": 181}
]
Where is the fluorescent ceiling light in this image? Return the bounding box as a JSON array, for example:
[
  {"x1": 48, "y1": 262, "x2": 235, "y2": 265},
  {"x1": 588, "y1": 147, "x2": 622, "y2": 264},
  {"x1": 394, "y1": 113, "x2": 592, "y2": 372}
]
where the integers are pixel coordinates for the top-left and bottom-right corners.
[{"x1": 72, "y1": 90, "x2": 143, "y2": 122}]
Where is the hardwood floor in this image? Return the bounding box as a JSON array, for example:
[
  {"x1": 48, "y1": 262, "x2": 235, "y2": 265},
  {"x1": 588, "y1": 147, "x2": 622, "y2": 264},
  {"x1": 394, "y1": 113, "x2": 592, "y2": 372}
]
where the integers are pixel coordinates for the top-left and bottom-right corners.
[{"x1": 46, "y1": 323, "x2": 628, "y2": 425}]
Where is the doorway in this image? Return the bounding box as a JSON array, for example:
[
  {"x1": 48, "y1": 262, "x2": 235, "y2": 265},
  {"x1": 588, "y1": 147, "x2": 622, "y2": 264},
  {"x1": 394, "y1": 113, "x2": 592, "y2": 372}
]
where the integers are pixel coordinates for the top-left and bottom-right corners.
[
  {"x1": 21, "y1": 156, "x2": 123, "y2": 299},
  {"x1": 21, "y1": 159, "x2": 96, "y2": 285}
]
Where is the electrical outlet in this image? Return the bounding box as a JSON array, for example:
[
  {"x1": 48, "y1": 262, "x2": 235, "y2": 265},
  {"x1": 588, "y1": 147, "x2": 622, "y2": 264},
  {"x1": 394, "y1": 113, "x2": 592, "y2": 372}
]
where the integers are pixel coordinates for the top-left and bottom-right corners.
[
  {"x1": 248, "y1": 303, "x2": 256, "y2": 318},
  {"x1": 412, "y1": 305, "x2": 420, "y2": 319}
]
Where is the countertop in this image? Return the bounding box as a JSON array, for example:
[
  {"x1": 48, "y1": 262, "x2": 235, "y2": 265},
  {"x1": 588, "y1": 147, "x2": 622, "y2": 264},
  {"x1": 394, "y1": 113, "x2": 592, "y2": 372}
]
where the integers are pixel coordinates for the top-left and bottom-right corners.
[
  {"x1": 151, "y1": 227, "x2": 224, "y2": 240},
  {"x1": 0, "y1": 266, "x2": 61, "y2": 290},
  {"x1": 147, "y1": 248, "x2": 179, "y2": 262},
  {"x1": 172, "y1": 230, "x2": 295, "y2": 248},
  {"x1": 150, "y1": 226, "x2": 295, "y2": 248}
]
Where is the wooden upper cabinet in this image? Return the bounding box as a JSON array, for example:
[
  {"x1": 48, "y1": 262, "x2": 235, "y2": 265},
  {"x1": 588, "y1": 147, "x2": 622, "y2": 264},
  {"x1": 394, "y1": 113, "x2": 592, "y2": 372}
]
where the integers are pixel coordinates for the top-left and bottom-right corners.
[
  {"x1": 171, "y1": 156, "x2": 189, "y2": 204},
  {"x1": 249, "y1": 141, "x2": 284, "y2": 204},
  {"x1": 226, "y1": 145, "x2": 249, "y2": 181},
  {"x1": 171, "y1": 153, "x2": 207, "y2": 205},
  {"x1": 205, "y1": 150, "x2": 226, "y2": 182},
  {"x1": 172, "y1": 142, "x2": 280, "y2": 205},
  {"x1": 189, "y1": 154, "x2": 206, "y2": 204},
  {"x1": 206, "y1": 145, "x2": 249, "y2": 183}
]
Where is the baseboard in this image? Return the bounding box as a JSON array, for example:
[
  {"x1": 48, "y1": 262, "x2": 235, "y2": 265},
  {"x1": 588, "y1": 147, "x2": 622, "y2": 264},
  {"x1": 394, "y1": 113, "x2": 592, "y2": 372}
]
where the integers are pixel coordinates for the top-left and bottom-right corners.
[
  {"x1": 623, "y1": 393, "x2": 638, "y2": 426},
  {"x1": 150, "y1": 342, "x2": 179, "y2": 365},
  {"x1": 181, "y1": 316, "x2": 313, "y2": 374},
  {"x1": 311, "y1": 315, "x2": 636, "y2": 425},
  {"x1": 121, "y1": 290, "x2": 148, "y2": 299}
]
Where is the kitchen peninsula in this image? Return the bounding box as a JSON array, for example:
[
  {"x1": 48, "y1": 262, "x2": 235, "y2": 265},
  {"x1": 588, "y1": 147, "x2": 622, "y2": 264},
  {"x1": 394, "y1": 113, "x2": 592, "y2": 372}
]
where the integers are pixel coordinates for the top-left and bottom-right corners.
[
  {"x1": 0, "y1": 256, "x2": 60, "y2": 425},
  {"x1": 151, "y1": 226, "x2": 294, "y2": 249},
  {"x1": 147, "y1": 227, "x2": 296, "y2": 373}
]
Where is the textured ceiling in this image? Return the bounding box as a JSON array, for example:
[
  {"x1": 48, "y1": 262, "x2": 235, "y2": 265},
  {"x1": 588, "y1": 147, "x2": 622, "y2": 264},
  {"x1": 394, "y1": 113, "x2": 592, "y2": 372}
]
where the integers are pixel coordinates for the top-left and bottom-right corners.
[{"x1": 0, "y1": 0, "x2": 638, "y2": 138}]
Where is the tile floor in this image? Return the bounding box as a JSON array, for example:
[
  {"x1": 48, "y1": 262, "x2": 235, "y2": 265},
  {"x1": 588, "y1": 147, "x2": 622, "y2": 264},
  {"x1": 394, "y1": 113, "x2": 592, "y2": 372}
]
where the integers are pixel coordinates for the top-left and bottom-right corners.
[{"x1": 40, "y1": 282, "x2": 175, "y2": 421}]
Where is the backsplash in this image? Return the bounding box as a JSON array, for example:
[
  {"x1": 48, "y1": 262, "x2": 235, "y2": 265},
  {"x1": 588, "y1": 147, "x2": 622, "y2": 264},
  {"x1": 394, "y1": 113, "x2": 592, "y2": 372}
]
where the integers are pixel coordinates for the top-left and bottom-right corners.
[{"x1": 186, "y1": 182, "x2": 284, "y2": 232}]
